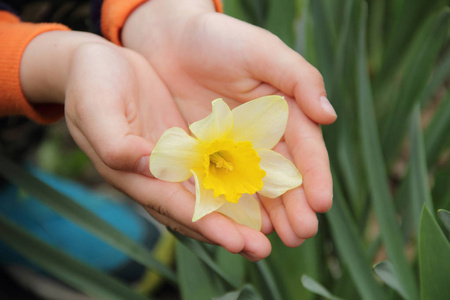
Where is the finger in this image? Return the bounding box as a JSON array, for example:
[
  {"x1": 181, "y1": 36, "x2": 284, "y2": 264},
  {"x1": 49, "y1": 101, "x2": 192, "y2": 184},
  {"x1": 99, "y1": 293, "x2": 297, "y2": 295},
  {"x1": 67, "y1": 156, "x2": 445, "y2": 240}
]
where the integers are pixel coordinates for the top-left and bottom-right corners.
[
  {"x1": 237, "y1": 224, "x2": 272, "y2": 261},
  {"x1": 84, "y1": 135, "x2": 270, "y2": 256},
  {"x1": 104, "y1": 170, "x2": 249, "y2": 254},
  {"x1": 284, "y1": 98, "x2": 333, "y2": 213},
  {"x1": 271, "y1": 142, "x2": 319, "y2": 238},
  {"x1": 260, "y1": 200, "x2": 274, "y2": 235},
  {"x1": 260, "y1": 195, "x2": 304, "y2": 248},
  {"x1": 282, "y1": 187, "x2": 318, "y2": 239},
  {"x1": 144, "y1": 206, "x2": 212, "y2": 243},
  {"x1": 246, "y1": 28, "x2": 337, "y2": 124}
]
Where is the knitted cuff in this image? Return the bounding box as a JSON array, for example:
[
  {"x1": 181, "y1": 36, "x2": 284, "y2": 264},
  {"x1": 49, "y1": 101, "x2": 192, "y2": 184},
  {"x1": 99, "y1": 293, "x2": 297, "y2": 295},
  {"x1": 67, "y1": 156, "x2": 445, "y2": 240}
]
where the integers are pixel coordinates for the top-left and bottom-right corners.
[
  {"x1": 0, "y1": 12, "x2": 69, "y2": 124},
  {"x1": 101, "y1": 0, "x2": 223, "y2": 46}
]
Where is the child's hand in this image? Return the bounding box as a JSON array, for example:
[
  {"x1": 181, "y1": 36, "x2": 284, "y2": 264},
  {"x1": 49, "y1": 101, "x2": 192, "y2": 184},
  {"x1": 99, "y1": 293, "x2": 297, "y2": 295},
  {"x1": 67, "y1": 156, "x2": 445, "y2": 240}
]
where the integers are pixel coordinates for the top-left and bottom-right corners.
[
  {"x1": 20, "y1": 30, "x2": 273, "y2": 260},
  {"x1": 122, "y1": 0, "x2": 336, "y2": 247}
]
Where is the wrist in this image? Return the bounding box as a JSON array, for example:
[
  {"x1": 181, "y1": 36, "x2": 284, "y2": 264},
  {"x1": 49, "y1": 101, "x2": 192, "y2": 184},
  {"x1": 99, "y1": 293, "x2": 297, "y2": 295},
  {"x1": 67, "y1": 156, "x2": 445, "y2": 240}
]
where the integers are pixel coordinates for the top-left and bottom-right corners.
[
  {"x1": 121, "y1": 0, "x2": 215, "y2": 51},
  {"x1": 20, "y1": 31, "x2": 107, "y2": 105}
]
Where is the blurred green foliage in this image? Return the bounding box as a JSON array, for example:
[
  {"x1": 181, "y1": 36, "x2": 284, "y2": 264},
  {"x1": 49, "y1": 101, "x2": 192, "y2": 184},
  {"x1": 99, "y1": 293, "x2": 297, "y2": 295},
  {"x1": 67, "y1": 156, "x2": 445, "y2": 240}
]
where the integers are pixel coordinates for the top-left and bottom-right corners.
[{"x1": 1, "y1": 0, "x2": 449, "y2": 299}]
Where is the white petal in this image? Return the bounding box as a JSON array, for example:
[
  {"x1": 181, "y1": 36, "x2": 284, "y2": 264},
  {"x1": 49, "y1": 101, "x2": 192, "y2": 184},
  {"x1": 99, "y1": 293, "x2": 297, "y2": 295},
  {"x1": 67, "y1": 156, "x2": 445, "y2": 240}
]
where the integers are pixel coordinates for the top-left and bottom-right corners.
[
  {"x1": 257, "y1": 149, "x2": 303, "y2": 198},
  {"x1": 150, "y1": 127, "x2": 203, "y2": 182},
  {"x1": 192, "y1": 171, "x2": 226, "y2": 222},
  {"x1": 216, "y1": 194, "x2": 262, "y2": 230},
  {"x1": 230, "y1": 95, "x2": 288, "y2": 149},
  {"x1": 189, "y1": 99, "x2": 233, "y2": 144}
]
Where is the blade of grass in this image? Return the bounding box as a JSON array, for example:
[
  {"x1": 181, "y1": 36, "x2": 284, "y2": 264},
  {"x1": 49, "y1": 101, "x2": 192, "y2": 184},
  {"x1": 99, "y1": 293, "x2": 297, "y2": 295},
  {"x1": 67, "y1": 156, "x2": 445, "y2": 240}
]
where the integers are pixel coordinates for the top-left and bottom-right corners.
[
  {"x1": 376, "y1": 0, "x2": 447, "y2": 88},
  {"x1": 295, "y1": 0, "x2": 317, "y2": 65},
  {"x1": 424, "y1": 90, "x2": 450, "y2": 166},
  {"x1": 176, "y1": 242, "x2": 226, "y2": 300},
  {"x1": 255, "y1": 260, "x2": 283, "y2": 300},
  {"x1": 438, "y1": 209, "x2": 450, "y2": 233},
  {"x1": 301, "y1": 275, "x2": 343, "y2": 300},
  {"x1": 213, "y1": 285, "x2": 262, "y2": 300},
  {"x1": 419, "y1": 48, "x2": 450, "y2": 107},
  {"x1": 170, "y1": 230, "x2": 239, "y2": 289},
  {"x1": 373, "y1": 261, "x2": 408, "y2": 299},
  {"x1": 419, "y1": 206, "x2": 450, "y2": 300},
  {"x1": 331, "y1": 0, "x2": 368, "y2": 218},
  {"x1": 380, "y1": 9, "x2": 450, "y2": 163},
  {"x1": 223, "y1": 0, "x2": 247, "y2": 21},
  {"x1": 216, "y1": 247, "x2": 246, "y2": 288},
  {"x1": 355, "y1": 4, "x2": 418, "y2": 299},
  {"x1": 0, "y1": 215, "x2": 147, "y2": 300},
  {"x1": 409, "y1": 104, "x2": 434, "y2": 231},
  {"x1": 172, "y1": 230, "x2": 282, "y2": 300},
  {"x1": 367, "y1": 0, "x2": 385, "y2": 73},
  {"x1": 266, "y1": 233, "x2": 318, "y2": 300},
  {"x1": 326, "y1": 176, "x2": 385, "y2": 300},
  {"x1": 265, "y1": 0, "x2": 296, "y2": 48},
  {"x1": 0, "y1": 154, "x2": 176, "y2": 283},
  {"x1": 310, "y1": 0, "x2": 336, "y2": 85}
]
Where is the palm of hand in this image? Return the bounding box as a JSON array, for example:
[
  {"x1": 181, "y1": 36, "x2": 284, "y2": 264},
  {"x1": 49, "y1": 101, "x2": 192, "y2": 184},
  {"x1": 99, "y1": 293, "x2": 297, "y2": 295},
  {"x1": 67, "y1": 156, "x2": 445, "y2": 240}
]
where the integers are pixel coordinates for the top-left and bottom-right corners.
[
  {"x1": 62, "y1": 43, "x2": 274, "y2": 259},
  {"x1": 123, "y1": 12, "x2": 332, "y2": 246}
]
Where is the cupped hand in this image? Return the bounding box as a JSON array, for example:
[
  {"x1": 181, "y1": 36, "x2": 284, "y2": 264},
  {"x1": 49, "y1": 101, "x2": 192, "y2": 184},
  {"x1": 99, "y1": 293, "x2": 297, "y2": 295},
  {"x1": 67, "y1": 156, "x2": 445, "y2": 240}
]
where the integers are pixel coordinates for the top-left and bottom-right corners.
[
  {"x1": 21, "y1": 30, "x2": 272, "y2": 260},
  {"x1": 122, "y1": 0, "x2": 336, "y2": 247}
]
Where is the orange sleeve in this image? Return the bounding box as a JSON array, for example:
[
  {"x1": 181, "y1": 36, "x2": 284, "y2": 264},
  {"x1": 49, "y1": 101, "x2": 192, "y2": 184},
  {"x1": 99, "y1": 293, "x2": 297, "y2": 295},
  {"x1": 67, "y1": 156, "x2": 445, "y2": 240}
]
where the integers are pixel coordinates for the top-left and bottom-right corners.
[
  {"x1": 101, "y1": 0, "x2": 223, "y2": 45},
  {"x1": 0, "y1": 11, "x2": 70, "y2": 124}
]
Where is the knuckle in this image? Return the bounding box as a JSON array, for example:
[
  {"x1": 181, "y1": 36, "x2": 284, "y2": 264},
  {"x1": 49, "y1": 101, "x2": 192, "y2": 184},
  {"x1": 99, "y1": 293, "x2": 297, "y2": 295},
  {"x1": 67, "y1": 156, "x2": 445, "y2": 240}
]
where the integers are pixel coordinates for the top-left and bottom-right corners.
[
  {"x1": 308, "y1": 66, "x2": 325, "y2": 86},
  {"x1": 99, "y1": 144, "x2": 127, "y2": 171}
]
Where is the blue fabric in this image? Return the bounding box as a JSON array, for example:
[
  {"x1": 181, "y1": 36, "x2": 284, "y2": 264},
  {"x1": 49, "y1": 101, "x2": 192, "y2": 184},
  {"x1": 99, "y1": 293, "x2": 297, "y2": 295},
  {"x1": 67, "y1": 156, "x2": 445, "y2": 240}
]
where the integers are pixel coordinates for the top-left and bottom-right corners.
[{"x1": 0, "y1": 167, "x2": 153, "y2": 272}]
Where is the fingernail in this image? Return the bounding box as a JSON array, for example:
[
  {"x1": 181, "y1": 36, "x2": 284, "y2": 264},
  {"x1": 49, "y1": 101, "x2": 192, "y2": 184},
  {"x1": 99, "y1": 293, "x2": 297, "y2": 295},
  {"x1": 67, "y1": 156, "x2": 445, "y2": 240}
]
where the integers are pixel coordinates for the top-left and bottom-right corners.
[{"x1": 320, "y1": 96, "x2": 337, "y2": 117}]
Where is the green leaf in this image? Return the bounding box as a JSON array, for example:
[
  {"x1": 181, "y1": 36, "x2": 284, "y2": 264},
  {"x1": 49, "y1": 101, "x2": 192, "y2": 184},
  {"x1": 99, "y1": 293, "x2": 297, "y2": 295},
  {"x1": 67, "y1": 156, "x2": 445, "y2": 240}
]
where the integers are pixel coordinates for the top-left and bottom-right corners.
[
  {"x1": 381, "y1": 9, "x2": 450, "y2": 163},
  {"x1": 419, "y1": 48, "x2": 450, "y2": 107},
  {"x1": 310, "y1": 0, "x2": 336, "y2": 86},
  {"x1": 255, "y1": 260, "x2": 283, "y2": 300},
  {"x1": 176, "y1": 242, "x2": 226, "y2": 300},
  {"x1": 0, "y1": 154, "x2": 176, "y2": 283},
  {"x1": 301, "y1": 275, "x2": 343, "y2": 300},
  {"x1": 170, "y1": 230, "x2": 239, "y2": 289},
  {"x1": 373, "y1": 261, "x2": 408, "y2": 299},
  {"x1": 266, "y1": 233, "x2": 318, "y2": 300},
  {"x1": 425, "y1": 90, "x2": 450, "y2": 166},
  {"x1": 265, "y1": 0, "x2": 296, "y2": 48},
  {"x1": 216, "y1": 247, "x2": 246, "y2": 287},
  {"x1": 409, "y1": 104, "x2": 434, "y2": 232},
  {"x1": 295, "y1": 0, "x2": 316, "y2": 62},
  {"x1": 213, "y1": 285, "x2": 262, "y2": 300},
  {"x1": 367, "y1": 0, "x2": 385, "y2": 73},
  {"x1": 0, "y1": 215, "x2": 147, "y2": 300},
  {"x1": 239, "y1": 255, "x2": 283, "y2": 300},
  {"x1": 355, "y1": 4, "x2": 419, "y2": 300},
  {"x1": 377, "y1": 0, "x2": 447, "y2": 88},
  {"x1": 419, "y1": 206, "x2": 450, "y2": 300},
  {"x1": 438, "y1": 209, "x2": 450, "y2": 233},
  {"x1": 223, "y1": 0, "x2": 248, "y2": 21},
  {"x1": 327, "y1": 176, "x2": 385, "y2": 300}
]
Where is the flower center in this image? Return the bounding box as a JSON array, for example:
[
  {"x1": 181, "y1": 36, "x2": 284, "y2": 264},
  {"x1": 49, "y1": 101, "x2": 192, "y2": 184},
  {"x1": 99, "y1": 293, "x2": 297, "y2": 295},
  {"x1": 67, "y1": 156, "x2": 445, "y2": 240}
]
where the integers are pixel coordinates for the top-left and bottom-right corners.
[
  {"x1": 210, "y1": 152, "x2": 233, "y2": 171},
  {"x1": 202, "y1": 139, "x2": 265, "y2": 203}
]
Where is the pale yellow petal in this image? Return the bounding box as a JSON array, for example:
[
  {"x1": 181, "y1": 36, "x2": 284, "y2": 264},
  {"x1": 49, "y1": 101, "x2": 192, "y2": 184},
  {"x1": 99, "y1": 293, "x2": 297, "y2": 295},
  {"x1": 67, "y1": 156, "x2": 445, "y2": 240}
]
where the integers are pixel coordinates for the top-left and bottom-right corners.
[
  {"x1": 189, "y1": 98, "x2": 233, "y2": 144},
  {"x1": 216, "y1": 194, "x2": 262, "y2": 230},
  {"x1": 150, "y1": 127, "x2": 203, "y2": 182},
  {"x1": 230, "y1": 95, "x2": 288, "y2": 149},
  {"x1": 257, "y1": 149, "x2": 303, "y2": 198},
  {"x1": 192, "y1": 171, "x2": 226, "y2": 222}
]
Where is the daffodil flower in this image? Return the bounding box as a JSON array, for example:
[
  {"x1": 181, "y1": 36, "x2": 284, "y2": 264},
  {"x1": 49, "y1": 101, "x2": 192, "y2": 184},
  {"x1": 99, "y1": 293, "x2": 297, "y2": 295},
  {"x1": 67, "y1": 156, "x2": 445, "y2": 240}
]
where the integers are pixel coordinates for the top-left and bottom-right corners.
[{"x1": 149, "y1": 95, "x2": 302, "y2": 230}]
